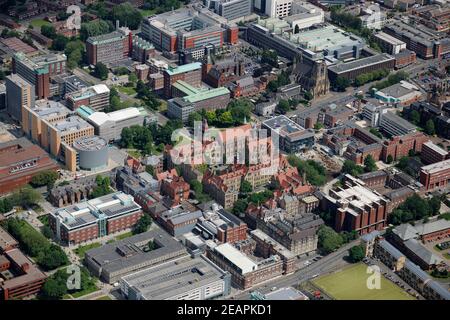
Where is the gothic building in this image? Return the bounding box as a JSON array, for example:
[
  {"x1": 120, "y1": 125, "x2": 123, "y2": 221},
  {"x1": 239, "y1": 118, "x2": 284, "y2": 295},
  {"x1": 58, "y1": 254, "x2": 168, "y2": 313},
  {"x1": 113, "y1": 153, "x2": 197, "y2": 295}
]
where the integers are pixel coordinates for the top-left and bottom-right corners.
[{"x1": 292, "y1": 55, "x2": 330, "y2": 98}]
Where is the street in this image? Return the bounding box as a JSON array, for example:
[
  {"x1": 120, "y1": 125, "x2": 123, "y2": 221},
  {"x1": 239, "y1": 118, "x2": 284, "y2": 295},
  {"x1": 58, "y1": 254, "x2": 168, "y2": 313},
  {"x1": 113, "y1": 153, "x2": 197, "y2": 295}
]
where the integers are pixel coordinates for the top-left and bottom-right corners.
[{"x1": 229, "y1": 240, "x2": 358, "y2": 300}]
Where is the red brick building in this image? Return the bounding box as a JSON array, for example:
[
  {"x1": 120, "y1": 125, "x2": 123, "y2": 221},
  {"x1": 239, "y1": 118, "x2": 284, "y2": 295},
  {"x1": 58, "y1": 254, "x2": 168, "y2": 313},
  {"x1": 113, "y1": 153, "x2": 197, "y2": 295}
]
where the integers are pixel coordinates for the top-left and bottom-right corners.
[
  {"x1": 49, "y1": 192, "x2": 143, "y2": 245},
  {"x1": 421, "y1": 141, "x2": 449, "y2": 165},
  {"x1": 322, "y1": 175, "x2": 389, "y2": 235},
  {"x1": 0, "y1": 248, "x2": 47, "y2": 300},
  {"x1": 0, "y1": 138, "x2": 59, "y2": 195},
  {"x1": 161, "y1": 175, "x2": 190, "y2": 205},
  {"x1": 381, "y1": 132, "x2": 429, "y2": 162},
  {"x1": 419, "y1": 159, "x2": 450, "y2": 191}
]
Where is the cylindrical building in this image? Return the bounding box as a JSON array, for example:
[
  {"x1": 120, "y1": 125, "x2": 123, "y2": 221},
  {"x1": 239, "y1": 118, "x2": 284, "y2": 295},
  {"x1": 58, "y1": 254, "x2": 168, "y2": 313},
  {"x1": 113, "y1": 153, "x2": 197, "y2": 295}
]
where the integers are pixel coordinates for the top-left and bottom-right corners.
[{"x1": 73, "y1": 136, "x2": 108, "y2": 170}]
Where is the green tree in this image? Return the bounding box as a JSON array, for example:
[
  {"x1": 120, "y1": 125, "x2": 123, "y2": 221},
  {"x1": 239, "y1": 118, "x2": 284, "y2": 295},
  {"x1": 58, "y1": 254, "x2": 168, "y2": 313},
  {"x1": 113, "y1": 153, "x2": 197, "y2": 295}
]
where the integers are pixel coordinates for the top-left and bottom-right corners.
[
  {"x1": 314, "y1": 122, "x2": 324, "y2": 130},
  {"x1": 364, "y1": 155, "x2": 377, "y2": 172},
  {"x1": 41, "y1": 225, "x2": 53, "y2": 239},
  {"x1": 334, "y1": 76, "x2": 351, "y2": 91},
  {"x1": 425, "y1": 119, "x2": 435, "y2": 135},
  {"x1": 111, "y1": 3, "x2": 143, "y2": 30},
  {"x1": 188, "y1": 111, "x2": 202, "y2": 127},
  {"x1": 31, "y1": 170, "x2": 59, "y2": 188},
  {"x1": 318, "y1": 225, "x2": 344, "y2": 254},
  {"x1": 40, "y1": 25, "x2": 57, "y2": 39},
  {"x1": 240, "y1": 180, "x2": 253, "y2": 194},
  {"x1": 232, "y1": 199, "x2": 248, "y2": 216},
  {"x1": 37, "y1": 244, "x2": 69, "y2": 271},
  {"x1": 342, "y1": 160, "x2": 364, "y2": 176},
  {"x1": 348, "y1": 245, "x2": 365, "y2": 263},
  {"x1": 386, "y1": 154, "x2": 393, "y2": 164},
  {"x1": 132, "y1": 214, "x2": 152, "y2": 234},
  {"x1": 190, "y1": 180, "x2": 203, "y2": 196},
  {"x1": 277, "y1": 99, "x2": 290, "y2": 114},
  {"x1": 410, "y1": 110, "x2": 420, "y2": 125},
  {"x1": 80, "y1": 19, "x2": 111, "y2": 41},
  {"x1": 39, "y1": 277, "x2": 67, "y2": 300},
  {"x1": 51, "y1": 35, "x2": 69, "y2": 51},
  {"x1": 128, "y1": 73, "x2": 138, "y2": 84},
  {"x1": 94, "y1": 62, "x2": 108, "y2": 80}
]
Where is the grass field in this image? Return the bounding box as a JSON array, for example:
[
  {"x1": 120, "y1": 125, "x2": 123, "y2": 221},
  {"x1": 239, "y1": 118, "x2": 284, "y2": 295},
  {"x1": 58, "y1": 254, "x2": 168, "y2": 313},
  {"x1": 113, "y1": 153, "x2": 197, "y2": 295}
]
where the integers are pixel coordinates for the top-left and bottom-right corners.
[
  {"x1": 312, "y1": 263, "x2": 415, "y2": 300},
  {"x1": 115, "y1": 231, "x2": 133, "y2": 240},
  {"x1": 30, "y1": 19, "x2": 51, "y2": 28},
  {"x1": 116, "y1": 85, "x2": 137, "y2": 96},
  {"x1": 74, "y1": 242, "x2": 101, "y2": 259},
  {"x1": 96, "y1": 296, "x2": 112, "y2": 300}
]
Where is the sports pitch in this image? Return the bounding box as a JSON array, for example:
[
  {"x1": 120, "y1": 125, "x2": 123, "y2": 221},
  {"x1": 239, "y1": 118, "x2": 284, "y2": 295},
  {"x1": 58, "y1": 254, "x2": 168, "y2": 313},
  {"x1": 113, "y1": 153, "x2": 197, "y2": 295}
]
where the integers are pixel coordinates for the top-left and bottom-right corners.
[{"x1": 312, "y1": 263, "x2": 415, "y2": 300}]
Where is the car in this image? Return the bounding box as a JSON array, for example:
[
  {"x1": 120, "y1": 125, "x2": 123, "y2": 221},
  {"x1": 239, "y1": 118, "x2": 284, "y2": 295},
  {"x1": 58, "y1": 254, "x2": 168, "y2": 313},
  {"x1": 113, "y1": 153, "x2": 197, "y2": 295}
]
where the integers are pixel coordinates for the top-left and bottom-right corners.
[
  {"x1": 271, "y1": 287, "x2": 277, "y2": 291},
  {"x1": 311, "y1": 274, "x2": 319, "y2": 279}
]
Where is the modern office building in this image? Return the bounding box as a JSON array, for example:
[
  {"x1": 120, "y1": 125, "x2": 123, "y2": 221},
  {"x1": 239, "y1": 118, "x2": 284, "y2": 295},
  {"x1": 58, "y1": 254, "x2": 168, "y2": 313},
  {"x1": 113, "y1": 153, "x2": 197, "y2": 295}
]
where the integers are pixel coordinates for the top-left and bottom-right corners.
[
  {"x1": 373, "y1": 81, "x2": 422, "y2": 106},
  {"x1": 327, "y1": 53, "x2": 396, "y2": 83},
  {"x1": 0, "y1": 138, "x2": 59, "y2": 194},
  {"x1": 163, "y1": 63, "x2": 202, "y2": 98},
  {"x1": 252, "y1": 19, "x2": 364, "y2": 61},
  {"x1": 5, "y1": 74, "x2": 35, "y2": 122},
  {"x1": 142, "y1": 6, "x2": 238, "y2": 53},
  {"x1": 419, "y1": 159, "x2": 450, "y2": 191},
  {"x1": 208, "y1": 0, "x2": 253, "y2": 21},
  {"x1": 12, "y1": 52, "x2": 66, "y2": 99},
  {"x1": 383, "y1": 20, "x2": 450, "y2": 59},
  {"x1": 21, "y1": 100, "x2": 95, "y2": 171},
  {"x1": 265, "y1": 0, "x2": 293, "y2": 18},
  {"x1": 49, "y1": 192, "x2": 143, "y2": 245},
  {"x1": 283, "y1": 1, "x2": 324, "y2": 32},
  {"x1": 373, "y1": 31, "x2": 407, "y2": 55},
  {"x1": 84, "y1": 228, "x2": 188, "y2": 284},
  {"x1": 167, "y1": 80, "x2": 230, "y2": 122},
  {"x1": 76, "y1": 105, "x2": 147, "y2": 142},
  {"x1": 120, "y1": 255, "x2": 231, "y2": 300},
  {"x1": 421, "y1": 141, "x2": 448, "y2": 165},
  {"x1": 66, "y1": 84, "x2": 110, "y2": 111},
  {"x1": 86, "y1": 27, "x2": 132, "y2": 65},
  {"x1": 379, "y1": 110, "x2": 417, "y2": 137},
  {"x1": 63, "y1": 75, "x2": 89, "y2": 94},
  {"x1": 262, "y1": 115, "x2": 315, "y2": 153}
]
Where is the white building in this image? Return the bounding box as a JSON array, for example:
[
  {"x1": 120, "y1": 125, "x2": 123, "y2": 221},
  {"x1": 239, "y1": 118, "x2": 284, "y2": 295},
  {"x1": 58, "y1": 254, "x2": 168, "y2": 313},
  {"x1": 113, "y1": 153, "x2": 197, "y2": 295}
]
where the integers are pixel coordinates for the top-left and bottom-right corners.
[
  {"x1": 265, "y1": 0, "x2": 294, "y2": 18},
  {"x1": 284, "y1": 1, "x2": 324, "y2": 32}
]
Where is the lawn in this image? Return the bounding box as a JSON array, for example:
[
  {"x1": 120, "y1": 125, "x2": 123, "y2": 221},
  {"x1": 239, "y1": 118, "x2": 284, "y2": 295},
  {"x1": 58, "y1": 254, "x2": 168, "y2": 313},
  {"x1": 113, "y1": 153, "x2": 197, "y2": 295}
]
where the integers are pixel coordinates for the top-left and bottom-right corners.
[
  {"x1": 37, "y1": 214, "x2": 49, "y2": 227},
  {"x1": 139, "y1": 8, "x2": 157, "y2": 17},
  {"x1": 96, "y1": 296, "x2": 112, "y2": 300},
  {"x1": 444, "y1": 253, "x2": 450, "y2": 260},
  {"x1": 115, "y1": 231, "x2": 133, "y2": 240},
  {"x1": 70, "y1": 284, "x2": 99, "y2": 299},
  {"x1": 30, "y1": 19, "x2": 51, "y2": 28},
  {"x1": 312, "y1": 263, "x2": 415, "y2": 300},
  {"x1": 74, "y1": 242, "x2": 101, "y2": 259},
  {"x1": 115, "y1": 85, "x2": 137, "y2": 96}
]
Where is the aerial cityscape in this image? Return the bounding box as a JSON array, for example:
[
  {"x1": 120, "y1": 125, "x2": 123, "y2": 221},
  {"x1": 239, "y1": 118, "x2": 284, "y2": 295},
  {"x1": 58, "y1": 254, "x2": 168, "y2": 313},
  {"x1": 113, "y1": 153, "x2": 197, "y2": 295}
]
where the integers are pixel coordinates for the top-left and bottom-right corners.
[{"x1": 0, "y1": 0, "x2": 450, "y2": 304}]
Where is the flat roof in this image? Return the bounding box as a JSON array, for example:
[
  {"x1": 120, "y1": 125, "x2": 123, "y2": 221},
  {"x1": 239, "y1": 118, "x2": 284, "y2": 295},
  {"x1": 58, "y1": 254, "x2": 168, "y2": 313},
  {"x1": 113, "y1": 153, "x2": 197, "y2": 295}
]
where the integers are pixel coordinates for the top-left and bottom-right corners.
[
  {"x1": 423, "y1": 141, "x2": 448, "y2": 156},
  {"x1": 381, "y1": 111, "x2": 416, "y2": 131},
  {"x1": 51, "y1": 192, "x2": 140, "y2": 230},
  {"x1": 165, "y1": 62, "x2": 202, "y2": 76},
  {"x1": 328, "y1": 53, "x2": 394, "y2": 74},
  {"x1": 374, "y1": 31, "x2": 406, "y2": 46},
  {"x1": 85, "y1": 228, "x2": 187, "y2": 274},
  {"x1": 214, "y1": 243, "x2": 257, "y2": 274},
  {"x1": 0, "y1": 227, "x2": 18, "y2": 251},
  {"x1": 87, "y1": 107, "x2": 144, "y2": 126},
  {"x1": 121, "y1": 255, "x2": 228, "y2": 300},
  {"x1": 420, "y1": 158, "x2": 450, "y2": 174}
]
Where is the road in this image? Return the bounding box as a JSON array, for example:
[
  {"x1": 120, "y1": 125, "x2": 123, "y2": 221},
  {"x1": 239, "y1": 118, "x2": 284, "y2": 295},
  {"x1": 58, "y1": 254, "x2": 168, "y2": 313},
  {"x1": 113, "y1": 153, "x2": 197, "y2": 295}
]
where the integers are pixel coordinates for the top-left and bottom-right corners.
[{"x1": 230, "y1": 240, "x2": 358, "y2": 300}]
